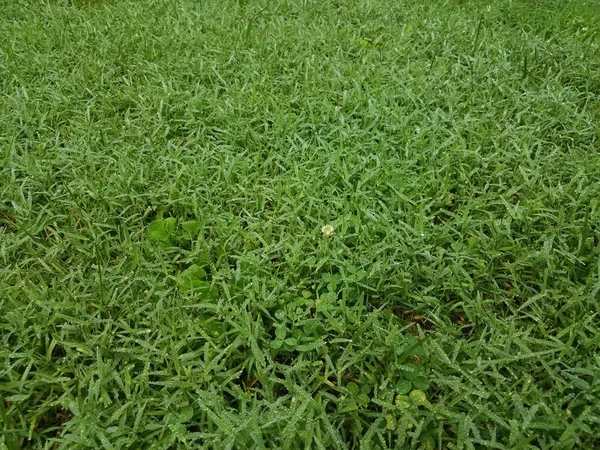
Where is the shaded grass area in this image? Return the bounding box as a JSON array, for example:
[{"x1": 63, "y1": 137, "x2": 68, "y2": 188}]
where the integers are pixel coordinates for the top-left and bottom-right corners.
[{"x1": 1, "y1": 0, "x2": 600, "y2": 448}]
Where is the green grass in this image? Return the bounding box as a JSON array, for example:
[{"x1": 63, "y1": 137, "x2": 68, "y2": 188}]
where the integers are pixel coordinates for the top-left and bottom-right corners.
[{"x1": 1, "y1": 0, "x2": 600, "y2": 448}]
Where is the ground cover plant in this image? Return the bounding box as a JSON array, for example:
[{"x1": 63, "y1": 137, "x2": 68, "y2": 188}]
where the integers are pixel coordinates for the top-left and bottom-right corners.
[{"x1": 1, "y1": 0, "x2": 600, "y2": 448}]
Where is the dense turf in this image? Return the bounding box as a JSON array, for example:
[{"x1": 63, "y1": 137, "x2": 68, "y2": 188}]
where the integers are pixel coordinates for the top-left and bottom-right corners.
[{"x1": 1, "y1": 0, "x2": 600, "y2": 448}]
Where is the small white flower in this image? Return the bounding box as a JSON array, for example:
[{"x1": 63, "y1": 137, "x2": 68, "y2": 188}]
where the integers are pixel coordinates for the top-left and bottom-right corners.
[{"x1": 321, "y1": 224, "x2": 335, "y2": 238}]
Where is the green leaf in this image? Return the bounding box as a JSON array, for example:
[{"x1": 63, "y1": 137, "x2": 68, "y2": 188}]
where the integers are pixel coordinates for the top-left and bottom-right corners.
[
  {"x1": 406, "y1": 333, "x2": 418, "y2": 346},
  {"x1": 147, "y1": 218, "x2": 177, "y2": 242},
  {"x1": 409, "y1": 389, "x2": 427, "y2": 405},
  {"x1": 402, "y1": 363, "x2": 420, "y2": 380},
  {"x1": 412, "y1": 376, "x2": 430, "y2": 391},
  {"x1": 177, "y1": 276, "x2": 209, "y2": 293},
  {"x1": 170, "y1": 422, "x2": 186, "y2": 437},
  {"x1": 177, "y1": 264, "x2": 206, "y2": 286},
  {"x1": 346, "y1": 382, "x2": 360, "y2": 397},
  {"x1": 360, "y1": 384, "x2": 371, "y2": 395},
  {"x1": 182, "y1": 264, "x2": 207, "y2": 279},
  {"x1": 346, "y1": 264, "x2": 358, "y2": 274},
  {"x1": 214, "y1": 245, "x2": 226, "y2": 258},
  {"x1": 321, "y1": 291, "x2": 337, "y2": 302},
  {"x1": 179, "y1": 405, "x2": 194, "y2": 423},
  {"x1": 338, "y1": 397, "x2": 358, "y2": 413},
  {"x1": 6, "y1": 394, "x2": 29, "y2": 402},
  {"x1": 201, "y1": 318, "x2": 226, "y2": 336},
  {"x1": 284, "y1": 337, "x2": 298, "y2": 347},
  {"x1": 405, "y1": 333, "x2": 422, "y2": 357},
  {"x1": 193, "y1": 251, "x2": 212, "y2": 269},
  {"x1": 182, "y1": 220, "x2": 203, "y2": 240},
  {"x1": 357, "y1": 394, "x2": 370, "y2": 406},
  {"x1": 296, "y1": 339, "x2": 326, "y2": 352},
  {"x1": 396, "y1": 379, "x2": 412, "y2": 395},
  {"x1": 270, "y1": 340, "x2": 283, "y2": 349},
  {"x1": 385, "y1": 414, "x2": 397, "y2": 431},
  {"x1": 275, "y1": 326, "x2": 287, "y2": 340},
  {"x1": 164, "y1": 412, "x2": 179, "y2": 425},
  {"x1": 395, "y1": 395, "x2": 411, "y2": 409},
  {"x1": 420, "y1": 435, "x2": 436, "y2": 450},
  {"x1": 176, "y1": 265, "x2": 217, "y2": 297}
]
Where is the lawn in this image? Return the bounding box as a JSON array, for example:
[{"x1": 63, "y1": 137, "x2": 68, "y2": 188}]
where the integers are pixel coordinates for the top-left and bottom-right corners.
[{"x1": 1, "y1": 0, "x2": 600, "y2": 448}]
